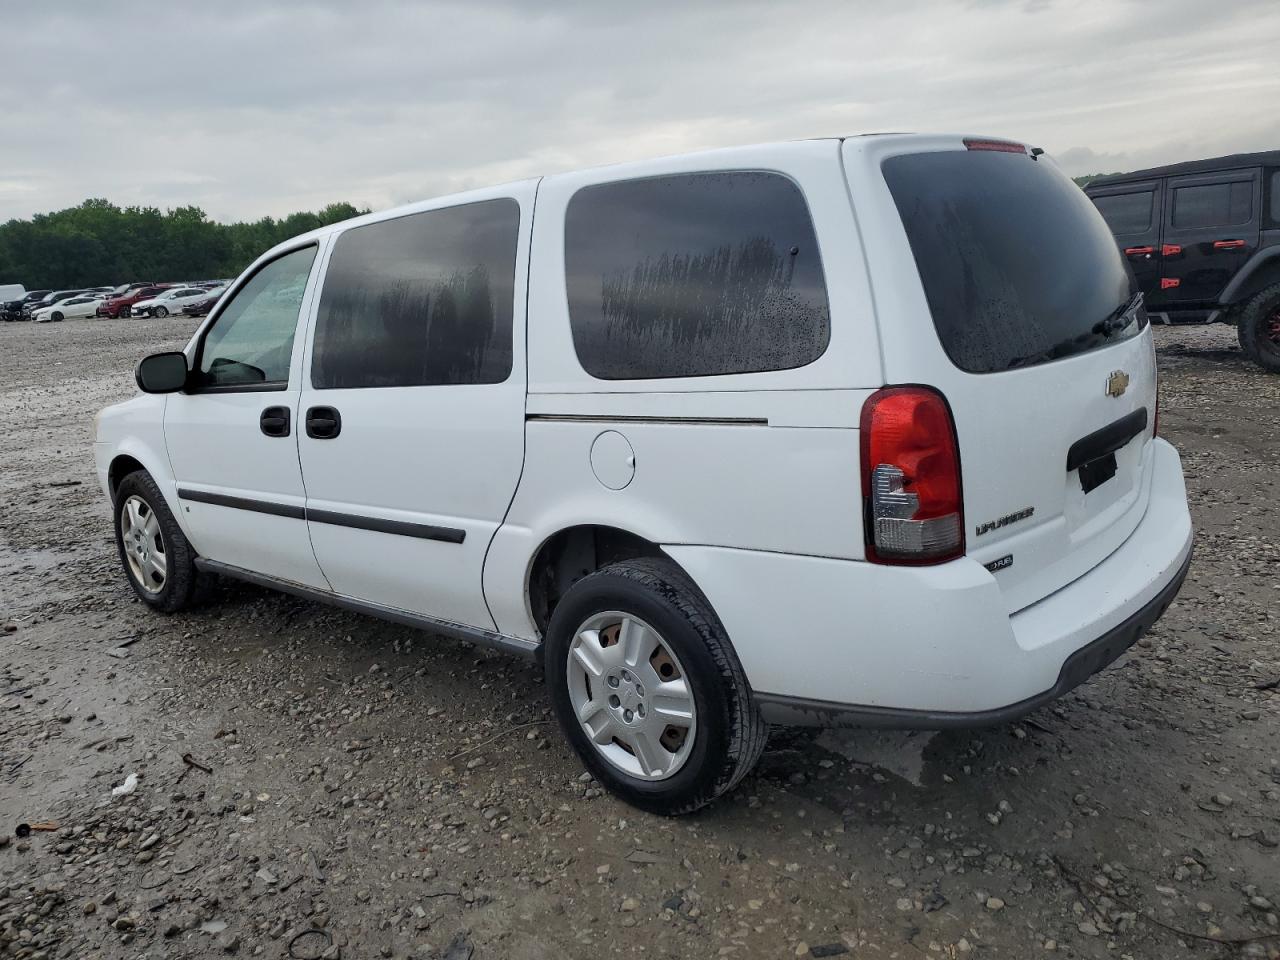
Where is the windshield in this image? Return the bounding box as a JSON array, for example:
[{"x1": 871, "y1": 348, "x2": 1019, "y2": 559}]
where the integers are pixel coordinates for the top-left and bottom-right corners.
[{"x1": 883, "y1": 149, "x2": 1141, "y2": 374}]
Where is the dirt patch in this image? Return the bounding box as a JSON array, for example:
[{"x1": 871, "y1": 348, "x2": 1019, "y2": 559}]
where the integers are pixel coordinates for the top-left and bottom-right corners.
[{"x1": 1, "y1": 317, "x2": 1278, "y2": 959}]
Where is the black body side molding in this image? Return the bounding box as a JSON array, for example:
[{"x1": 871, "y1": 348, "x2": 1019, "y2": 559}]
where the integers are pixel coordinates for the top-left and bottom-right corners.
[
  {"x1": 176, "y1": 487, "x2": 306, "y2": 520},
  {"x1": 176, "y1": 488, "x2": 465, "y2": 545}
]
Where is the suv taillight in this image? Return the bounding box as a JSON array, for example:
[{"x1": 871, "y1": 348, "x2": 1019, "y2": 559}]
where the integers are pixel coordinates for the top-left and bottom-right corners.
[{"x1": 860, "y1": 386, "x2": 964, "y2": 564}]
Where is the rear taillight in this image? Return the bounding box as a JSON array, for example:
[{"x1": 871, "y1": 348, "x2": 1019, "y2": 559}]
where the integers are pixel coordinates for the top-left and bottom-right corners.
[{"x1": 860, "y1": 386, "x2": 964, "y2": 564}]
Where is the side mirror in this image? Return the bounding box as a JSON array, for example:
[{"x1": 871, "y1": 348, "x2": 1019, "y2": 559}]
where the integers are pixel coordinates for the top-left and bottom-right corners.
[{"x1": 135, "y1": 352, "x2": 189, "y2": 393}]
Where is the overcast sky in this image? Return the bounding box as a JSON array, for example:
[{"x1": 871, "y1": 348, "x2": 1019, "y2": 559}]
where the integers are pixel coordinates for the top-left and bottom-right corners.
[{"x1": 3, "y1": 0, "x2": 1278, "y2": 223}]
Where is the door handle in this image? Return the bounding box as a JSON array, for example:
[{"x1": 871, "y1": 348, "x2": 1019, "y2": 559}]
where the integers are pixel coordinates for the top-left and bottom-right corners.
[
  {"x1": 1213, "y1": 239, "x2": 1246, "y2": 249},
  {"x1": 1123, "y1": 245, "x2": 1153, "y2": 256},
  {"x1": 305, "y1": 406, "x2": 342, "y2": 439},
  {"x1": 260, "y1": 406, "x2": 291, "y2": 437}
]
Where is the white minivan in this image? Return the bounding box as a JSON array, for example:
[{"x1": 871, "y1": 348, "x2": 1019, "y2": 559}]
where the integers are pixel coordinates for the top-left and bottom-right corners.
[{"x1": 94, "y1": 135, "x2": 1193, "y2": 814}]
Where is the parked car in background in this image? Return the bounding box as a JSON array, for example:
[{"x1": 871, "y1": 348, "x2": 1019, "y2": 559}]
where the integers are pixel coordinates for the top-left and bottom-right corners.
[
  {"x1": 0, "y1": 283, "x2": 25, "y2": 302},
  {"x1": 2, "y1": 289, "x2": 52, "y2": 321},
  {"x1": 131, "y1": 287, "x2": 211, "y2": 318},
  {"x1": 109, "y1": 282, "x2": 159, "y2": 297},
  {"x1": 1085, "y1": 150, "x2": 1280, "y2": 372},
  {"x1": 181, "y1": 289, "x2": 226, "y2": 317},
  {"x1": 24, "y1": 289, "x2": 90, "y2": 319},
  {"x1": 98, "y1": 135, "x2": 1192, "y2": 813},
  {"x1": 32, "y1": 294, "x2": 105, "y2": 323},
  {"x1": 98, "y1": 285, "x2": 174, "y2": 318}
]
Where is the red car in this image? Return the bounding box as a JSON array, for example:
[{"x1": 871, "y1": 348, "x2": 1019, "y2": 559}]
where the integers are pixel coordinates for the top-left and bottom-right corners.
[{"x1": 97, "y1": 284, "x2": 174, "y2": 319}]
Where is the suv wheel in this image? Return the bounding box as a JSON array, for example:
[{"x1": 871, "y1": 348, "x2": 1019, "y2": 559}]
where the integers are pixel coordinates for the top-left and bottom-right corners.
[
  {"x1": 1237, "y1": 283, "x2": 1280, "y2": 373},
  {"x1": 544, "y1": 557, "x2": 767, "y2": 815},
  {"x1": 114, "y1": 471, "x2": 204, "y2": 612}
]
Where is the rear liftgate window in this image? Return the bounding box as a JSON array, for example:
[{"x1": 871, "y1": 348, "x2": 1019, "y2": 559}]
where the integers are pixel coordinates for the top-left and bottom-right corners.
[
  {"x1": 883, "y1": 150, "x2": 1142, "y2": 374},
  {"x1": 564, "y1": 172, "x2": 831, "y2": 379},
  {"x1": 312, "y1": 198, "x2": 520, "y2": 389}
]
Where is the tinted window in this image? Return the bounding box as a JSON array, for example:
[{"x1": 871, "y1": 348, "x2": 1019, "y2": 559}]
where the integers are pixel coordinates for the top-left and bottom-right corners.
[
  {"x1": 564, "y1": 172, "x2": 830, "y2": 380},
  {"x1": 195, "y1": 245, "x2": 317, "y2": 389},
  {"x1": 1171, "y1": 180, "x2": 1252, "y2": 229},
  {"x1": 1092, "y1": 191, "x2": 1153, "y2": 235},
  {"x1": 1269, "y1": 171, "x2": 1280, "y2": 227},
  {"x1": 312, "y1": 199, "x2": 519, "y2": 390},
  {"x1": 883, "y1": 151, "x2": 1140, "y2": 374}
]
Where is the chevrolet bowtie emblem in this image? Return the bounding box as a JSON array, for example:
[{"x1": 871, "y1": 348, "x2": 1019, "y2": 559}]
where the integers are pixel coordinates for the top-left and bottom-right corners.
[{"x1": 1106, "y1": 370, "x2": 1130, "y2": 398}]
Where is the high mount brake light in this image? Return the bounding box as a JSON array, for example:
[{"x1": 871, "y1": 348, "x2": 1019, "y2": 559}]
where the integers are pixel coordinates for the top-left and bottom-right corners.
[
  {"x1": 963, "y1": 138, "x2": 1027, "y2": 154},
  {"x1": 860, "y1": 387, "x2": 964, "y2": 564}
]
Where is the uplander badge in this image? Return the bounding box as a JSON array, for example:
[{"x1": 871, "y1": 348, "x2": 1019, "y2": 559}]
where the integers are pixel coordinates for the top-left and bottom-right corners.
[{"x1": 975, "y1": 506, "x2": 1035, "y2": 537}]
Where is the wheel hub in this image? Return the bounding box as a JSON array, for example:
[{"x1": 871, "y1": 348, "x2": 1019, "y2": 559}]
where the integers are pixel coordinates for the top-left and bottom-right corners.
[
  {"x1": 607, "y1": 670, "x2": 647, "y2": 722},
  {"x1": 565, "y1": 611, "x2": 697, "y2": 781},
  {"x1": 121, "y1": 494, "x2": 166, "y2": 594}
]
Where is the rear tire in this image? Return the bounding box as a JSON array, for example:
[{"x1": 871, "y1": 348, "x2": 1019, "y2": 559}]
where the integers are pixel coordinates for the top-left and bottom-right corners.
[
  {"x1": 1237, "y1": 283, "x2": 1280, "y2": 373},
  {"x1": 114, "y1": 471, "x2": 204, "y2": 613},
  {"x1": 544, "y1": 557, "x2": 767, "y2": 815}
]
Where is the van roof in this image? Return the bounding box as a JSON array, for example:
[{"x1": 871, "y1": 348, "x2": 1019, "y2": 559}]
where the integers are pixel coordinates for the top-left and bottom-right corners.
[{"x1": 1084, "y1": 150, "x2": 1280, "y2": 189}]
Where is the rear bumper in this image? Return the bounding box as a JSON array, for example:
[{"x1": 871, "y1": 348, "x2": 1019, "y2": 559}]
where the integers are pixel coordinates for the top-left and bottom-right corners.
[
  {"x1": 755, "y1": 544, "x2": 1190, "y2": 728},
  {"x1": 665, "y1": 437, "x2": 1193, "y2": 726}
]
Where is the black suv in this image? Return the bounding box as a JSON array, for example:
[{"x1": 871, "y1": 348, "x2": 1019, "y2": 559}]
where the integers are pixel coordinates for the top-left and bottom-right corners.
[
  {"x1": 1085, "y1": 151, "x2": 1280, "y2": 372},
  {"x1": 2, "y1": 289, "x2": 52, "y2": 321}
]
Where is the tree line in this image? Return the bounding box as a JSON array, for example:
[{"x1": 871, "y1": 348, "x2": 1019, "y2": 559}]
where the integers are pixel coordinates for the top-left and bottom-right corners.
[{"x1": 0, "y1": 199, "x2": 369, "y2": 289}]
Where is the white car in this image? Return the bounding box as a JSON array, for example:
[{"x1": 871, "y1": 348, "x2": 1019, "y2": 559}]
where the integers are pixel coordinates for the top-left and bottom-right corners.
[
  {"x1": 94, "y1": 135, "x2": 1193, "y2": 814},
  {"x1": 131, "y1": 287, "x2": 212, "y2": 318},
  {"x1": 32, "y1": 295, "x2": 104, "y2": 322}
]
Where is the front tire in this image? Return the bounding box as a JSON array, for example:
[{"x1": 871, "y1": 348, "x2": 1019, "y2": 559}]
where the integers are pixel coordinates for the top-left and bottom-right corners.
[
  {"x1": 50, "y1": 311, "x2": 63, "y2": 322},
  {"x1": 153, "y1": 306, "x2": 168, "y2": 318},
  {"x1": 545, "y1": 557, "x2": 767, "y2": 815},
  {"x1": 1237, "y1": 283, "x2": 1280, "y2": 373},
  {"x1": 114, "y1": 471, "x2": 203, "y2": 612}
]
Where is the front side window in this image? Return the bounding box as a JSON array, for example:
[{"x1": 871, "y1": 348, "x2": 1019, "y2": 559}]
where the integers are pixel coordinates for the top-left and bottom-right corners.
[
  {"x1": 564, "y1": 172, "x2": 831, "y2": 380},
  {"x1": 1171, "y1": 180, "x2": 1252, "y2": 229},
  {"x1": 1092, "y1": 191, "x2": 1153, "y2": 235},
  {"x1": 311, "y1": 199, "x2": 520, "y2": 390},
  {"x1": 194, "y1": 245, "x2": 317, "y2": 389},
  {"x1": 1268, "y1": 170, "x2": 1280, "y2": 227}
]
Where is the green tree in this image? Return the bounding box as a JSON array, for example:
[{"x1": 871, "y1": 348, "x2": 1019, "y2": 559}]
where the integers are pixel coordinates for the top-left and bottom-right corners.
[{"x1": 0, "y1": 198, "x2": 370, "y2": 288}]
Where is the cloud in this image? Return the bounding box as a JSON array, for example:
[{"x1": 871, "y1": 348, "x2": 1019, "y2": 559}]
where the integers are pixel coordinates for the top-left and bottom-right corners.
[{"x1": 2, "y1": 0, "x2": 1277, "y2": 221}]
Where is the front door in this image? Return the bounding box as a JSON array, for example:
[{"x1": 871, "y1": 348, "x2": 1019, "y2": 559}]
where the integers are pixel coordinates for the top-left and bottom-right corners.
[
  {"x1": 164, "y1": 243, "x2": 331, "y2": 589},
  {"x1": 296, "y1": 186, "x2": 535, "y2": 630},
  {"x1": 1161, "y1": 169, "x2": 1261, "y2": 306},
  {"x1": 1090, "y1": 179, "x2": 1163, "y2": 305}
]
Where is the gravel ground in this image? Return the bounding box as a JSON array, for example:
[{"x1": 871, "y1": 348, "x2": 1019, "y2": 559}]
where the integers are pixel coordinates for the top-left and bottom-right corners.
[{"x1": 1, "y1": 317, "x2": 1278, "y2": 960}]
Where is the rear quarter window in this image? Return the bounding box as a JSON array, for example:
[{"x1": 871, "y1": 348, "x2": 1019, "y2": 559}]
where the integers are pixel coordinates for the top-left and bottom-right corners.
[{"x1": 563, "y1": 172, "x2": 830, "y2": 380}]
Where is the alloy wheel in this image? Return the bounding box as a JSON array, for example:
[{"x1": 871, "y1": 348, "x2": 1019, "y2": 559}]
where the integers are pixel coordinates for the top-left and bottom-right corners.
[
  {"x1": 566, "y1": 611, "x2": 697, "y2": 781},
  {"x1": 121, "y1": 495, "x2": 167, "y2": 594}
]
